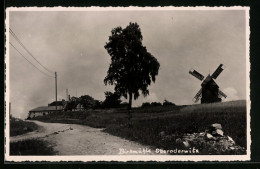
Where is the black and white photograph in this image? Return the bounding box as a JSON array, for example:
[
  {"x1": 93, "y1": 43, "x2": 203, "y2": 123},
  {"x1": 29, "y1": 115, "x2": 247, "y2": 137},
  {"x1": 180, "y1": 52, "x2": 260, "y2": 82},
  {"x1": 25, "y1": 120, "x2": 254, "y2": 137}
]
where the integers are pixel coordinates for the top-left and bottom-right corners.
[{"x1": 5, "y1": 7, "x2": 250, "y2": 162}]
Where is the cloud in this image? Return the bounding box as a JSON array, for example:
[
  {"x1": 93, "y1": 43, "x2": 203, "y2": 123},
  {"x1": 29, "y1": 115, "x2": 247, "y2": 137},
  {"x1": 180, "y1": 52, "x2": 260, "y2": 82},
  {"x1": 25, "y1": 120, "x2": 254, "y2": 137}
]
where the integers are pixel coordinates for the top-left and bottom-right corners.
[{"x1": 223, "y1": 87, "x2": 239, "y2": 101}]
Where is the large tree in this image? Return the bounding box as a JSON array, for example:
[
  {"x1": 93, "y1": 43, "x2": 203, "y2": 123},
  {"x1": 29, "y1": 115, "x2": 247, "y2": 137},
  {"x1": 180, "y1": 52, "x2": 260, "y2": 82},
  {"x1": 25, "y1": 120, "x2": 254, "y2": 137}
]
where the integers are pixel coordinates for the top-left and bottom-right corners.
[{"x1": 104, "y1": 22, "x2": 160, "y2": 109}]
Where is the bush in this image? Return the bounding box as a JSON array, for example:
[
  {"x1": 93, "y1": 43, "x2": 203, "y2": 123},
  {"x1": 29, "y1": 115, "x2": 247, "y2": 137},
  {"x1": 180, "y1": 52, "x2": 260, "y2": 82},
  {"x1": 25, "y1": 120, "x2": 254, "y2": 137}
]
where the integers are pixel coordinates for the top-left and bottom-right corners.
[
  {"x1": 151, "y1": 102, "x2": 162, "y2": 106},
  {"x1": 163, "y1": 99, "x2": 176, "y2": 106},
  {"x1": 92, "y1": 100, "x2": 103, "y2": 109},
  {"x1": 119, "y1": 102, "x2": 129, "y2": 108},
  {"x1": 141, "y1": 102, "x2": 151, "y2": 107}
]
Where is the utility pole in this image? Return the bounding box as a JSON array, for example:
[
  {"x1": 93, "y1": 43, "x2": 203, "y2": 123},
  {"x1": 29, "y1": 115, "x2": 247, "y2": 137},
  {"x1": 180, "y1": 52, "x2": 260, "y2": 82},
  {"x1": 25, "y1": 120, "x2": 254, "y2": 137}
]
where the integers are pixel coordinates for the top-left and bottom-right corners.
[{"x1": 55, "y1": 72, "x2": 57, "y2": 110}]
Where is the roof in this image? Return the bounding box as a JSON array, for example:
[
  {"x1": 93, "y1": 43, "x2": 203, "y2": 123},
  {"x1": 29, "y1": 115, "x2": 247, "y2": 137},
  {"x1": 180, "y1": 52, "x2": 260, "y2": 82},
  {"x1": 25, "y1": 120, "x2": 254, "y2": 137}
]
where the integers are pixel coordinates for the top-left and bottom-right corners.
[
  {"x1": 29, "y1": 106, "x2": 63, "y2": 112},
  {"x1": 201, "y1": 74, "x2": 219, "y2": 87}
]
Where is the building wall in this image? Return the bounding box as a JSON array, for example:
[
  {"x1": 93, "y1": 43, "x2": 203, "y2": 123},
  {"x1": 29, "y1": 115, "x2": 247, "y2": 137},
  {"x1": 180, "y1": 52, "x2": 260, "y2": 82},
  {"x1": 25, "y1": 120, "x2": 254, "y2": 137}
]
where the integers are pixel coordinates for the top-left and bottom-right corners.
[{"x1": 29, "y1": 111, "x2": 50, "y2": 118}]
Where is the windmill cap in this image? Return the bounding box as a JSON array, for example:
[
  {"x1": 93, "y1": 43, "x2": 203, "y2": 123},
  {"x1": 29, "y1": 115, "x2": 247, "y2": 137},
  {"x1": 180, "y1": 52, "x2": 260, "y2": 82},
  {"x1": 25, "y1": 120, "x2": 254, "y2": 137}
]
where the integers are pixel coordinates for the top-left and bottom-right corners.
[{"x1": 201, "y1": 75, "x2": 219, "y2": 87}]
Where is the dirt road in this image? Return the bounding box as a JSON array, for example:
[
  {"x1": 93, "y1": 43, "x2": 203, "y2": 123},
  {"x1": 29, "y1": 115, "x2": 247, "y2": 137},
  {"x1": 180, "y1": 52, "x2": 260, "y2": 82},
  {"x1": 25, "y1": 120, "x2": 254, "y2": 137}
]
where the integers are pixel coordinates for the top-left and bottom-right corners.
[{"x1": 10, "y1": 120, "x2": 155, "y2": 155}]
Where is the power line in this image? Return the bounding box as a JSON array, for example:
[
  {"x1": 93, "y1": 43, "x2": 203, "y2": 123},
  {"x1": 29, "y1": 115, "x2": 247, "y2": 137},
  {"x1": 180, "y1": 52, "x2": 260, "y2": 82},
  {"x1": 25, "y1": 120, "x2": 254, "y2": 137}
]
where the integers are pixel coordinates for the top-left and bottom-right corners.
[
  {"x1": 9, "y1": 28, "x2": 55, "y2": 74},
  {"x1": 9, "y1": 42, "x2": 55, "y2": 78}
]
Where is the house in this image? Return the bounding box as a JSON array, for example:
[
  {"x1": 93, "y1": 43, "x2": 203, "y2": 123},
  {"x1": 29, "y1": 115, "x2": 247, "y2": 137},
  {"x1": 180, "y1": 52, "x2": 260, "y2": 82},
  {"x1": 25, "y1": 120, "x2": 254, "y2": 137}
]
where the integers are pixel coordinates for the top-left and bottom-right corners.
[{"x1": 28, "y1": 101, "x2": 63, "y2": 119}]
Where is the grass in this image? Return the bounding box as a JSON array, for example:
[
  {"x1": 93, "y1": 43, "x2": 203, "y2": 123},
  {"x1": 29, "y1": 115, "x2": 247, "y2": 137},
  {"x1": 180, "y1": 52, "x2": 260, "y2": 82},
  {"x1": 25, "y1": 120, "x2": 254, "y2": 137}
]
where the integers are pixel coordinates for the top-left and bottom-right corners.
[
  {"x1": 104, "y1": 110, "x2": 246, "y2": 154},
  {"x1": 10, "y1": 139, "x2": 56, "y2": 155},
  {"x1": 10, "y1": 117, "x2": 39, "y2": 136},
  {"x1": 33, "y1": 100, "x2": 247, "y2": 154},
  {"x1": 34, "y1": 105, "x2": 182, "y2": 128}
]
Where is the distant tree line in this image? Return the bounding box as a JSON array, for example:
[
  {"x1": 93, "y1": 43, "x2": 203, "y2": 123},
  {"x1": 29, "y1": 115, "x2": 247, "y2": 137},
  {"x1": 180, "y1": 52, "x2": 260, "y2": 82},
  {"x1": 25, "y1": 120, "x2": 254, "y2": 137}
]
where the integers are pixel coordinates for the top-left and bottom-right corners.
[
  {"x1": 141, "y1": 99, "x2": 176, "y2": 108},
  {"x1": 63, "y1": 92, "x2": 175, "y2": 111},
  {"x1": 63, "y1": 91, "x2": 124, "y2": 111}
]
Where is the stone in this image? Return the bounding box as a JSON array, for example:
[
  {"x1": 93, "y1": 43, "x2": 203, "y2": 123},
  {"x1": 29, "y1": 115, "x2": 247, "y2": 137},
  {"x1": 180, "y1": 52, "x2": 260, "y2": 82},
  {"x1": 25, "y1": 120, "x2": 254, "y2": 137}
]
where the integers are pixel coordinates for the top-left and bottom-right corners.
[
  {"x1": 212, "y1": 129, "x2": 224, "y2": 137},
  {"x1": 175, "y1": 138, "x2": 182, "y2": 144},
  {"x1": 206, "y1": 133, "x2": 214, "y2": 140},
  {"x1": 199, "y1": 132, "x2": 205, "y2": 136},
  {"x1": 229, "y1": 146, "x2": 235, "y2": 150},
  {"x1": 211, "y1": 123, "x2": 222, "y2": 130},
  {"x1": 183, "y1": 141, "x2": 190, "y2": 148},
  {"x1": 170, "y1": 129, "x2": 245, "y2": 154},
  {"x1": 227, "y1": 136, "x2": 235, "y2": 144},
  {"x1": 220, "y1": 139, "x2": 229, "y2": 150},
  {"x1": 183, "y1": 134, "x2": 195, "y2": 141}
]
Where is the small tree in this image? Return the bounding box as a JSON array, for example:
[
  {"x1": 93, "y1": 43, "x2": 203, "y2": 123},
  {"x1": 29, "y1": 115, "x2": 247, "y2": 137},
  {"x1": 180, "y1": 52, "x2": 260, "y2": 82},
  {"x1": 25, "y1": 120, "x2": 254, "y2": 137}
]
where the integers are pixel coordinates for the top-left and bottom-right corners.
[
  {"x1": 104, "y1": 22, "x2": 160, "y2": 109},
  {"x1": 103, "y1": 91, "x2": 121, "y2": 108},
  {"x1": 65, "y1": 97, "x2": 79, "y2": 111}
]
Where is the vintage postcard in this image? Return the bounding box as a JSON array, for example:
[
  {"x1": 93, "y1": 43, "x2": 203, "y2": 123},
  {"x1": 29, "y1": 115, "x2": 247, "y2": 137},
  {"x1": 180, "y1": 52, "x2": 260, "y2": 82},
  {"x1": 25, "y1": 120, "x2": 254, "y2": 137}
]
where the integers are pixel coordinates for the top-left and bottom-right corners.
[{"x1": 5, "y1": 7, "x2": 250, "y2": 162}]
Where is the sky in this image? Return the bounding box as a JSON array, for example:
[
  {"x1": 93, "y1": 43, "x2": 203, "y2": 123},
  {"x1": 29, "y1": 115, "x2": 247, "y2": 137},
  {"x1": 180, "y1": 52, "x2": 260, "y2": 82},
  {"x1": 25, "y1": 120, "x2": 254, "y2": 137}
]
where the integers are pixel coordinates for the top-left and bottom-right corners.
[{"x1": 7, "y1": 8, "x2": 248, "y2": 119}]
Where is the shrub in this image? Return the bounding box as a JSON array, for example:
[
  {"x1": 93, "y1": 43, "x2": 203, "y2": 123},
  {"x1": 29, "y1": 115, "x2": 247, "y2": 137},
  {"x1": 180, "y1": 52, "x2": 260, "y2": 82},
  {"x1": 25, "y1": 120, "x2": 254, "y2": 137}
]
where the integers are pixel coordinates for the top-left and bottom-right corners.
[
  {"x1": 151, "y1": 102, "x2": 162, "y2": 106},
  {"x1": 119, "y1": 102, "x2": 129, "y2": 108},
  {"x1": 141, "y1": 102, "x2": 151, "y2": 107},
  {"x1": 93, "y1": 100, "x2": 104, "y2": 109},
  {"x1": 163, "y1": 99, "x2": 176, "y2": 106}
]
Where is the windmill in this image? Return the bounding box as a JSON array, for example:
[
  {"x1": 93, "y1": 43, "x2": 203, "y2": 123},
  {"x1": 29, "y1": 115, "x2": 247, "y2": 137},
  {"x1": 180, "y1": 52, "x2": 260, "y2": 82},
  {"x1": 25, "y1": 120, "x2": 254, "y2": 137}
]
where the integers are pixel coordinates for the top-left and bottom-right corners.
[{"x1": 189, "y1": 64, "x2": 227, "y2": 103}]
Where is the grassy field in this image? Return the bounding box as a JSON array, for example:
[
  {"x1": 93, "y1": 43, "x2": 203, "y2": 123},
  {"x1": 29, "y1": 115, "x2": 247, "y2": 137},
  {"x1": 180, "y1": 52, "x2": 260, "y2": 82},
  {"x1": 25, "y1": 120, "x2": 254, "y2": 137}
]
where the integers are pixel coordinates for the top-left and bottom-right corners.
[
  {"x1": 33, "y1": 100, "x2": 247, "y2": 154},
  {"x1": 34, "y1": 105, "x2": 183, "y2": 128},
  {"x1": 10, "y1": 117, "x2": 39, "y2": 136},
  {"x1": 10, "y1": 139, "x2": 56, "y2": 155}
]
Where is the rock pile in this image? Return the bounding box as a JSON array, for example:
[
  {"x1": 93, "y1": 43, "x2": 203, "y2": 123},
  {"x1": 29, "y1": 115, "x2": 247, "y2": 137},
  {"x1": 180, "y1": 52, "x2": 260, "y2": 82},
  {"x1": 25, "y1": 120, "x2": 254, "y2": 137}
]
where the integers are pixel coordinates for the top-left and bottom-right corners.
[
  {"x1": 159, "y1": 123, "x2": 246, "y2": 154},
  {"x1": 176, "y1": 123, "x2": 246, "y2": 154}
]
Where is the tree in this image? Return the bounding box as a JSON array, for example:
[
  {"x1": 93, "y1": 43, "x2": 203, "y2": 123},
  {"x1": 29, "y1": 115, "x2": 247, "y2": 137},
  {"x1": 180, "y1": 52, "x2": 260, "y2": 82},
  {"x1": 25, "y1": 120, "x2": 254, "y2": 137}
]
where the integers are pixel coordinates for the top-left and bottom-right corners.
[
  {"x1": 103, "y1": 91, "x2": 121, "y2": 108},
  {"x1": 64, "y1": 96, "x2": 79, "y2": 111},
  {"x1": 104, "y1": 22, "x2": 160, "y2": 109},
  {"x1": 79, "y1": 95, "x2": 96, "y2": 109}
]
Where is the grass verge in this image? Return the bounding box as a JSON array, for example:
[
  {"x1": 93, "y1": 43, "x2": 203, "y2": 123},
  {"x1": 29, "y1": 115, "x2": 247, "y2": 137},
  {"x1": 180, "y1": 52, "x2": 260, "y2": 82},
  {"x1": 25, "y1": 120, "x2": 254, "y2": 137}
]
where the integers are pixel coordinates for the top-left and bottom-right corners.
[
  {"x1": 10, "y1": 117, "x2": 39, "y2": 136},
  {"x1": 10, "y1": 139, "x2": 56, "y2": 155}
]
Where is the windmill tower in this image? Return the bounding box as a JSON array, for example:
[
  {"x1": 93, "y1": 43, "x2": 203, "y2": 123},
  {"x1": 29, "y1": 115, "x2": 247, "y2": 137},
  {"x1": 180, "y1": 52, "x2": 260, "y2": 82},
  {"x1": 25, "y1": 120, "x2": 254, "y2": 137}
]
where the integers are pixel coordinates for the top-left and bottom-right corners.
[{"x1": 189, "y1": 64, "x2": 227, "y2": 104}]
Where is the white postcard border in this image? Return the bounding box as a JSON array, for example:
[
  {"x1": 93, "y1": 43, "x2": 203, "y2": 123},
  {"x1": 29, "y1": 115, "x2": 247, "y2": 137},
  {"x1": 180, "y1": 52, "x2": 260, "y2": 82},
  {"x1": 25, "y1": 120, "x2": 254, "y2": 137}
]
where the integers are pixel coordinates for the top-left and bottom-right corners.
[{"x1": 5, "y1": 6, "x2": 251, "y2": 162}]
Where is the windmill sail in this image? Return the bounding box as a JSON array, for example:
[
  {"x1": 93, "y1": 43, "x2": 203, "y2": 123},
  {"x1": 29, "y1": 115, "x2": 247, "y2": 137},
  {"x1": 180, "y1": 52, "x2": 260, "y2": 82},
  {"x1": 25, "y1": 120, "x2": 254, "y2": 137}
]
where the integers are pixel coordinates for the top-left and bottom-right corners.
[
  {"x1": 218, "y1": 89, "x2": 227, "y2": 98},
  {"x1": 212, "y1": 64, "x2": 224, "y2": 79},
  {"x1": 189, "y1": 69, "x2": 204, "y2": 81},
  {"x1": 192, "y1": 88, "x2": 202, "y2": 103}
]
